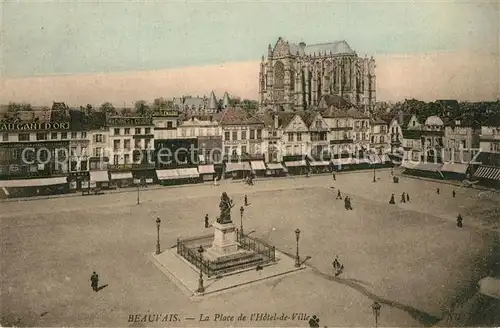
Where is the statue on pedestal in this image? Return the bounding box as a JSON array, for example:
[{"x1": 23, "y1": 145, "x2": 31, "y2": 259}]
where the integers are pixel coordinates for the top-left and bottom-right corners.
[{"x1": 217, "y1": 192, "x2": 234, "y2": 224}]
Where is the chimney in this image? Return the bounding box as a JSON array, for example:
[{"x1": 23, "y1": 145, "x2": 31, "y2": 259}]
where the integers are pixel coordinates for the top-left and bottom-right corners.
[{"x1": 274, "y1": 113, "x2": 279, "y2": 129}]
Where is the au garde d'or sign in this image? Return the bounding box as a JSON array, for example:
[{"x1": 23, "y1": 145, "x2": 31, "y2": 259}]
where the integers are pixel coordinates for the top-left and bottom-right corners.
[{"x1": 0, "y1": 122, "x2": 70, "y2": 132}]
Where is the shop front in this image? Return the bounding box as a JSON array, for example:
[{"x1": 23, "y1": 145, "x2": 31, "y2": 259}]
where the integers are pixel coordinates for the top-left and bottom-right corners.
[
  {"x1": 283, "y1": 156, "x2": 308, "y2": 175},
  {"x1": 0, "y1": 176, "x2": 68, "y2": 198},
  {"x1": 156, "y1": 169, "x2": 179, "y2": 186},
  {"x1": 265, "y1": 162, "x2": 287, "y2": 177},
  {"x1": 67, "y1": 171, "x2": 90, "y2": 192},
  {"x1": 89, "y1": 170, "x2": 110, "y2": 189},
  {"x1": 198, "y1": 164, "x2": 216, "y2": 182},
  {"x1": 176, "y1": 167, "x2": 200, "y2": 184},
  {"x1": 249, "y1": 157, "x2": 267, "y2": 177},
  {"x1": 224, "y1": 162, "x2": 251, "y2": 180},
  {"x1": 109, "y1": 171, "x2": 133, "y2": 188}
]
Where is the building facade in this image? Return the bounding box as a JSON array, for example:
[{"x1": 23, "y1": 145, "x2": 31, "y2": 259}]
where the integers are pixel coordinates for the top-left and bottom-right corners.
[{"x1": 259, "y1": 37, "x2": 376, "y2": 112}]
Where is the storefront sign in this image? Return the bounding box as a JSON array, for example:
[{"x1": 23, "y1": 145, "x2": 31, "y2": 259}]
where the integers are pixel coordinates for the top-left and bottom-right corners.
[
  {"x1": 107, "y1": 117, "x2": 152, "y2": 126},
  {"x1": 153, "y1": 110, "x2": 179, "y2": 117},
  {"x1": 0, "y1": 122, "x2": 70, "y2": 132}
]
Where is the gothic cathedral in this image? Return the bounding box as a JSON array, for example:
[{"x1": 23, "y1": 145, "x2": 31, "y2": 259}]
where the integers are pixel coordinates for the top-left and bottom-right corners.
[{"x1": 259, "y1": 37, "x2": 376, "y2": 112}]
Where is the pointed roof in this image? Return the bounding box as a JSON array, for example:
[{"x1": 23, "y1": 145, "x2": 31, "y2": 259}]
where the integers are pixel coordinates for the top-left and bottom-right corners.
[
  {"x1": 222, "y1": 92, "x2": 230, "y2": 108},
  {"x1": 219, "y1": 107, "x2": 263, "y2": 126},
  {"x1": 208, "y1": 91, "x2": 218, "y2": 110}
]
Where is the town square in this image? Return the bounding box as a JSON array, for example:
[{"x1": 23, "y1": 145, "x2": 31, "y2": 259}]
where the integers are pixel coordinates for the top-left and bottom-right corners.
[
  {"x1": 1, "y1": 170, "x2": 498, "y2": 327},
  {"x1": 1, "y1": 1, "x2": 500, "y2": 327}
]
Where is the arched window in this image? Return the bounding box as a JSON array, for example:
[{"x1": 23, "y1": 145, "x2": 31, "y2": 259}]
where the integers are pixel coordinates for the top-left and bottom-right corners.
[{"x1": 274, "y1": 61, "x2": 285, "y2": 89}]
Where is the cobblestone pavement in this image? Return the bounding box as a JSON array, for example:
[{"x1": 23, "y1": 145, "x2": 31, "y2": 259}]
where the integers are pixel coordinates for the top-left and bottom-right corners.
[{"x1": 1, "y1": 170, "x2": 498, "y2": 327}]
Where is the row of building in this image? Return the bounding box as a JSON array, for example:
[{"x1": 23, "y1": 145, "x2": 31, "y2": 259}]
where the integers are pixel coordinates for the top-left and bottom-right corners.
[{"x1": 1, "y1": 100, "x2": 499, "y2": 196}]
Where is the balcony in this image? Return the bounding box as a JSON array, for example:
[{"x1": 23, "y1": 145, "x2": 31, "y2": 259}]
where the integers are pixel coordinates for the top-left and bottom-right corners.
[{"x1": 330, "y1": 139, "x2": 354, "y2": 145}]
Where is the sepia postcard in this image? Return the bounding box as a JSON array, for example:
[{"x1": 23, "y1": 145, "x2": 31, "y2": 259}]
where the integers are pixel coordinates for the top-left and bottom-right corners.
[{"x1": 0, "y1": 0, "x2": 499, "y2": 327}]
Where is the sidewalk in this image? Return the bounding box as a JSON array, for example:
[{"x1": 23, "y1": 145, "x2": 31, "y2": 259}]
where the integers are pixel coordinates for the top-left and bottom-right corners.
[{"x1": 1, "y1": 167, "x2": 394, "y2": 203}]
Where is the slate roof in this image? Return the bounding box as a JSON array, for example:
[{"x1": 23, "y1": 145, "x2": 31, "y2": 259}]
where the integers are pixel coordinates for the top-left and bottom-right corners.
[
  {"x1": 319, "y1": 94, "x2": 354, "y2": 109},
  {"x1": 219, "y1": 108, "x2": 263, "y2": 126},
  {"x1": 304, "y1": 41, "x2": 355, "y2": 56},
  {"x1": 222, "y1": 92, "x2": 231, "y2": 108},
  {"x1": 371, "y1": 117, "x2": 388, "y2": 125},
  {"x1": 321, "y1": 107, "x2": 369, "y2": 119},
  {"x1": 402, "y1": 129, "x2": 421, "y2": 140},
  {"x1": 287, "y1": 40, "x2": 355, "y2": 56},
  {"x1": 208, "y1": 91, "x2": 218, "y2": 110}
]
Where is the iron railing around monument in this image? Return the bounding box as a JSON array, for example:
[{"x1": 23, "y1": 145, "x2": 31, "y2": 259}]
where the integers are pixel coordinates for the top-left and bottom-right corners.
[
  {"x1": 237, "y1": 231, "x2": 276, "y2": 262},
  {"x1": 176, "y1": 238, "x2": 216, "y2": 277}
]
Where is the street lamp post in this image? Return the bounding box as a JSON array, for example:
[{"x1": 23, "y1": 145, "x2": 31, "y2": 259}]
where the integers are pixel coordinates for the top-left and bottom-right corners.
[
  {"x1": 197, "y1": 245, "x2": 205, "y2": 293},
  {"x1": 155, "y1": 218, "x2": 161, "y2": 255},
  {"x1": 137, "y1": 183, "x2": 140, "y2": 204},
  {"x1": 295, "y1": 229, "x2": 301, "y2": 267},
  {"x1": 371, "y1": 300, "x2": 381, "y2": 328},
  {"x1": 373, "y1": 167, "x2": 376, "y2": 182},
  {"x1": 240, "y1": 206, "x2": 245, "y2": 237}
]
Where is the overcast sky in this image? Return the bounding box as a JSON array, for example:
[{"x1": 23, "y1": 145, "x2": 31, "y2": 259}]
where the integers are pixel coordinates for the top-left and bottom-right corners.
[{"x1": 1, "y1": 0, "x2": 498, "y2": 105}]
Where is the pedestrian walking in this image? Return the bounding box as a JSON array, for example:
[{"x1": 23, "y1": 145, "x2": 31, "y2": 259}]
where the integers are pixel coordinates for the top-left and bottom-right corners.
[
  {"x1": 457, "y1": 214, "x2": 463, "y2": 228},
  {"x1": 452, "y1": 190, "x2": 456, "y2": 198},
  {"x1": 406, "y1": 193, "x2": 410, "y2": 202},
  {"x1": 336, "y1": 189, "x2": 342, "y2": 200},
  {"x1": 244, "y1": 194, "x2": 248, "y2": 206},
  {"x1": 90, "y1": 271, "x2": 99, "y2": 292},
  {"x1": 346, "y1": 197, "x2": 353, "y2": 210},
  {"x1": 400, "y1": 192, "x2": 406, "y2": 203},
  {"x1": 436, "y1": 188, "x2": 440, "y2": 195},
  {"x1": 204, "y1": 214, "x2": 209, "y2": 228},
  {"x1": 389, "y1": 193, "x2": 395, "y2": 204}
]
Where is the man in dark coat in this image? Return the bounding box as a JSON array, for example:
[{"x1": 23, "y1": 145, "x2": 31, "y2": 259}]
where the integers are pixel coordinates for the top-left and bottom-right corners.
[
  {"x1": 457, "y1": 214, "x2": 463, "y2": 228},
  {"x1": 452, "y1": 190, "x2": 456, "y2": 198},
  {"x1": 389, "y1": 193, "x2": 395, "y2": 204},
  {"x1": 332, "y1": 172, "x2": 336, "y2": 181},
  {"x1": 436, "y1": 188, "x2": 440, "y2": 195},
  {"x1": 406, "y1": 193, "x2": 410, "y2": 202},
  {"x1": 204, "y1": 214, "x2": 209, "y2": 228},
  {"x1": 336, "y1": 189, "x2": 342, "y2": 200},
  {"x1": 400, "y1": 192, "x2": 406, "y2": 203},
  {"x1": 244, "y1": 194, "x2": 248, "y2": 206},
  {"x1": 90, "y1": 271, "x2": 99, "y2": 292}
]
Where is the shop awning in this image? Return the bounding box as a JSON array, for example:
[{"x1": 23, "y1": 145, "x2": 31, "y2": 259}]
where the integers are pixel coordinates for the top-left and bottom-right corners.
[
  {"x1": 177, "y1": 168, "x2": 199, "y2": 179},
  {"x1": 198, "y1": 164, "x2": 215, "y2": 174},
  {"x1": 284, "y1": 160, "x2": 307, "y2": 167},
  {"x1": 413, "y1": 162, "x2": 443, "y2": 172},
  {"x1": 266, "y1": 163, "x2": 285, "y2": 170},
  {"x1": 309, "y1": 161, "x2": 330, "y2": 167},
  {"x1": 0, "y1": 177, "x2": 67, "y2": 188},
  {"x1": 226, "y1": 162, "x2": 251, "y2": 172},
  {"x1": 401, "y1": 161, "x2": 419, "y2": 169},
  {"x1": 90, "y1": 170, "x2": 109, "y2": 182},
  {"x1": 474, "y1": 166, "x2": 500, "y2": 181},
  {"x1": 110, "y1": 172, "x2": 133, "y2": 180},
  {"x1": 332, "y1": 158, "x2": 356, "y2": 166},
  {"x1": 156, "y1": 169, "x2": 178, "y2": 180},
  {"x1": 250, "y1": 161, "x2": 266, "y2": 171},
  {"x1": 478, "y1": 277, "x2": 500, "y2": 300},
  {"x1": 440, "y1": 163, "x2": 468, "y2": 174}
]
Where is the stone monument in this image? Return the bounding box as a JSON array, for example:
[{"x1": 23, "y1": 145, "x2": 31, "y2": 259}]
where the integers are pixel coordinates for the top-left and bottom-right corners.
[{"x1": 210, "y1": 192, "x2": 239, "y2": 255}]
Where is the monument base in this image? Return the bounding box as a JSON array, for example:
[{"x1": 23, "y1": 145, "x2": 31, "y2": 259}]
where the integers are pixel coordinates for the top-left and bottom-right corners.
[{"x1": 209, "y1": 221, "x2": 239, "y2": 255}]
